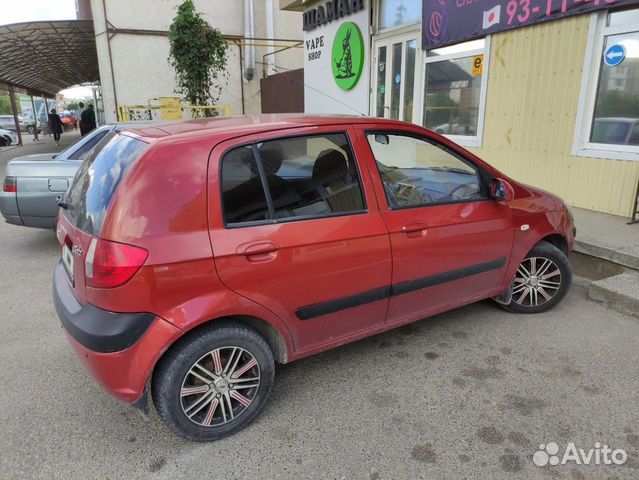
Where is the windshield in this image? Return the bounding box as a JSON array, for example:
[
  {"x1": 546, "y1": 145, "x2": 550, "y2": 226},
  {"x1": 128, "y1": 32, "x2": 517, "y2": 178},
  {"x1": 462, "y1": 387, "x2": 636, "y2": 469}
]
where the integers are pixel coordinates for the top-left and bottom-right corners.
[
  {"x1": 64, "y1": 132, "x2": 147, "y2": 235},
  {"x1": 55, "y1": 126, "x2": 112, "y2": 161}
]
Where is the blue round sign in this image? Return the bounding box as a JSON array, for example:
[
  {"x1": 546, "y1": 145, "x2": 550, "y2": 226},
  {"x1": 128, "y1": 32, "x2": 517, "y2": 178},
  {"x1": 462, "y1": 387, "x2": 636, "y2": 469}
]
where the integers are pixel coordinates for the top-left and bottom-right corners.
[{"x1": 604, "y1": 44, "x2": 625, "y2": 67}]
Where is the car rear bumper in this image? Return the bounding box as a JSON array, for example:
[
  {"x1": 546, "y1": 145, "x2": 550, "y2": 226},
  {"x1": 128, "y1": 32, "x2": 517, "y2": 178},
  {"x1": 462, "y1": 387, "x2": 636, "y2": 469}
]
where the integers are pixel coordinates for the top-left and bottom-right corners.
[
  {"x1": 53, "y1": 261, "x2": 182, "y2": 403},
  {"x1": 0, "y1": 191, "x2": 22, "y2": 226}
]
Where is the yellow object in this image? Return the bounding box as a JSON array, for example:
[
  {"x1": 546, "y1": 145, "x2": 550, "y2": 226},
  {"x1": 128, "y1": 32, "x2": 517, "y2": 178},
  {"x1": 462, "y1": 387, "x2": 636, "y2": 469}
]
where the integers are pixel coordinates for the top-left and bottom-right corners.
[
  {"x1": 117, "y1": 103, "x2": 232, "y2": 122},
  {"x1": 471, "y1": 55, "x2": 483, "y2": 77},
  {"x1": 159, "y1": 97, "x2": 182, "y2": 120},
  {"x1": 469, "y1": 15, "x2": 639, "y2": 217}
]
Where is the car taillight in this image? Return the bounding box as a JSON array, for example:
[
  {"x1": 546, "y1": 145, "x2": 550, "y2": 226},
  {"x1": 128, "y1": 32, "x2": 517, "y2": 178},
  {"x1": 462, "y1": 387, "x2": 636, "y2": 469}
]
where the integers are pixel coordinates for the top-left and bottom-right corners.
[
  {"x1": 85, "y1": 238, "x2": 148, "y2": 288},
  {"x1": 3, "y1": 176, "x2": 17, "y2": 193}
]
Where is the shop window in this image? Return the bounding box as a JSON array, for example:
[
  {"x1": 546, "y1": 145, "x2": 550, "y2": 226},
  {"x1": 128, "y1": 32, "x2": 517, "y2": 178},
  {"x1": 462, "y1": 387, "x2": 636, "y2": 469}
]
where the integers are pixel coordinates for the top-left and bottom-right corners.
[
  {"x1": 378, "y1": 0, "x2": 421, "y2": 30},
  {"x1": 573, "y1": 7, "x2": 639, "y2": 161},
  {"x1": 422, "y1": 39, "x2": 489, "y2": 148}
]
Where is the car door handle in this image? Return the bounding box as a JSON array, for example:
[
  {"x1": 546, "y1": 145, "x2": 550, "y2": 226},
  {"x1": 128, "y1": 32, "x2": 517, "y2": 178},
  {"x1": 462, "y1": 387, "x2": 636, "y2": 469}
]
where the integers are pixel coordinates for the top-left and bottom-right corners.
[
  {"x1": 401, "y1": 223, "x2": 428, "y2": 238},
  {"x1": 237, "y1": 241, "x2": 280, "y2": 257}
]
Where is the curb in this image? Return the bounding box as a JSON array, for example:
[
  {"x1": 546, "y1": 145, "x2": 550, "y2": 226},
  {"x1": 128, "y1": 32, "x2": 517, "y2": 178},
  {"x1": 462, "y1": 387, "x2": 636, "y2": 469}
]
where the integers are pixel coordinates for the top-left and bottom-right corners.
[
  {"x1": 588, "y1": 272, "x2": 639, "y2": 320},
  {"x1": 574, "y1": 240, "x2": 639, "y2": 271}
]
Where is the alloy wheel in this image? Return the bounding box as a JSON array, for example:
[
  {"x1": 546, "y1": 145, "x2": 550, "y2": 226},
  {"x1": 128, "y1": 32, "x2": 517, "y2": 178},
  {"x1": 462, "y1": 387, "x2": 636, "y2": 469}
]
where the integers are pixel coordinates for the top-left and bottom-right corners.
[
  {"x1": 180, "y1": 346, "x2": 260, "y2": 427},
  {"x1": 512, "y1": 256, "x2": 562, "y2": 307}
]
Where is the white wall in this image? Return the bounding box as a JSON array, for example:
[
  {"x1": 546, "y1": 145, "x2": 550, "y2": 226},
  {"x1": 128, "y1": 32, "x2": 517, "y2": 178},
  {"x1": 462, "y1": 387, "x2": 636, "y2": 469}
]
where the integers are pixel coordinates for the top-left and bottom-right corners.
[
  {"x1": 91, "y1": 0, "x2": 303, "y2": 122},
  {"x1": 302, "y1": 0, "x2": 370, "y2": 115}
]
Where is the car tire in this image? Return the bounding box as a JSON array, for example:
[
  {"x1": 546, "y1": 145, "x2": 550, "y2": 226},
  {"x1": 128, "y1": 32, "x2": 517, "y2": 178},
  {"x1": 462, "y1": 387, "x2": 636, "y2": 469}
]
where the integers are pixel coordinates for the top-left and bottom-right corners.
[
  {"x1": 152, "y1": 321, "x2": 275, "y2": 441},
  {"x1": 500, "y1": 241, "x2": 572, "y2": 314}
]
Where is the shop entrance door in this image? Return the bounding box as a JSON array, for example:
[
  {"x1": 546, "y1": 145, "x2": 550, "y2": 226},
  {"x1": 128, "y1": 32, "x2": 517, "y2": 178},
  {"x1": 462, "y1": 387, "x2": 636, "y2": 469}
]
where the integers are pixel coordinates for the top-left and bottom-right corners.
[{"x1": 371, "y1": 33, "x2": 420, "y2": 123}]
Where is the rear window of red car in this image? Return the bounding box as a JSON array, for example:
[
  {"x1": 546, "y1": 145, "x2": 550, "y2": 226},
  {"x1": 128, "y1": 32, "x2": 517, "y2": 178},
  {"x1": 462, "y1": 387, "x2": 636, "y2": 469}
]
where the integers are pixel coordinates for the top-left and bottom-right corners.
[{"x1": 64, "y1": 132, "x2": 147, "y2": 235}]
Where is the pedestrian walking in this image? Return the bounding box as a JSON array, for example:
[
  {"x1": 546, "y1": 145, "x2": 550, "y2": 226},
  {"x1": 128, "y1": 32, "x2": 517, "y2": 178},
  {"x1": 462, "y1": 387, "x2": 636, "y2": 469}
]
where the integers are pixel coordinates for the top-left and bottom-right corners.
[
  {"x1": 48, "y1": 109, "x2": 63, "y2": 145},
  {"x1": 75, "y1": 101, "x2": 85, "y2": 135},
  {"x1": 81, "y1": 104, "x2": 97, "y2": 135}
]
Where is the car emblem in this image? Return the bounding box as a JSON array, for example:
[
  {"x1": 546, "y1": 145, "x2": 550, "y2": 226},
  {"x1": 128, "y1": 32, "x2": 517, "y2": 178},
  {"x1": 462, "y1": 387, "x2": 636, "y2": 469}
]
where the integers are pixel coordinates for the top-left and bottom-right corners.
[{"x1": 72, "y1": 245, "x2": 83, "y2": 256}]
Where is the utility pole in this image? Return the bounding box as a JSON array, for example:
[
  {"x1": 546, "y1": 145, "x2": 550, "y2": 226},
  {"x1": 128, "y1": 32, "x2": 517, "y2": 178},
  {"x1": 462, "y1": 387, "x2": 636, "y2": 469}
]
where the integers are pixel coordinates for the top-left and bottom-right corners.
[
  {"x1": 8, "y1": 86, "x2": 23, "y2": 146},
  {"x1": 30, "y1": 96, "x2": 39, "y2": 141},
  {"x1": 42, "y1": 95, "x2": 49, "y2": 136}
]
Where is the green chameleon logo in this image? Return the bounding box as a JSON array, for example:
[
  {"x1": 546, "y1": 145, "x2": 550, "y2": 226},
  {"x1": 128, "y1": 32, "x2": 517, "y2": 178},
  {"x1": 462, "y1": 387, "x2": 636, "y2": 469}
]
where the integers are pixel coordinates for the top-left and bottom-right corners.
[{"x1": 332, "y1": 22, "x2": 364, "y2": 90}]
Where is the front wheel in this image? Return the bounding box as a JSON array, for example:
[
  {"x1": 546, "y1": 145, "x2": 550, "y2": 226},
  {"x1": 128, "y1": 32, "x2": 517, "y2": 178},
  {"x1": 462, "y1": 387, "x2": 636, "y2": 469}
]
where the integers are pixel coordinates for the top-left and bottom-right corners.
[
  {"x1": 501, "y1": 241, "x2": 572, "y2": 314},
  {"x1": 152, "y1": 322, "x2": 275, "y2": 441}
]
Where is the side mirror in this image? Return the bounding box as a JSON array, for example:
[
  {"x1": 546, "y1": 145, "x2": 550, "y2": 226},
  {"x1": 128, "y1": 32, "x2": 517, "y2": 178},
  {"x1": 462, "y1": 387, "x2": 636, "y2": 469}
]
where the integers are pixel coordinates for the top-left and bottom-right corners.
[
  {"x1": 374, "y1": 134, "x2": 389, "y2": 145},
  {"x1": 489, "y1": 178, "x2": 514, "y2": 202}
]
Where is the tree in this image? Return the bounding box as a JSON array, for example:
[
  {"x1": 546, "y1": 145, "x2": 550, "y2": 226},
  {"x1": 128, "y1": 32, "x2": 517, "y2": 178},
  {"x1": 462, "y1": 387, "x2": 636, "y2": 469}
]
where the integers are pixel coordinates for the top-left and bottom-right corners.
[
  {"x1": 0, "y1": 93, "x2": 13, "y2": 115},
  {"x1": 168, "y1": 0, "x2": 228, "y2": 114}
]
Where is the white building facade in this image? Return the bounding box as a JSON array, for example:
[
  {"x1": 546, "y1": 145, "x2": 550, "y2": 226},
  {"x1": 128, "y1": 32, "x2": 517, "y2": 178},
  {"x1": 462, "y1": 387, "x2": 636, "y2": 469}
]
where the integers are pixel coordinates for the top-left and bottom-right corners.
[{"x1": 91, "y1": 0, "x2": 303, "y2": 122}]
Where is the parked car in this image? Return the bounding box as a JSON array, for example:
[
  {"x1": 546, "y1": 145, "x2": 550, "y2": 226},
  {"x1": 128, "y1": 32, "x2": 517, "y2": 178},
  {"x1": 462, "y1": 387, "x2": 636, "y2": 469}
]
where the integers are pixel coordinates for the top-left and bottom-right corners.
[
  {"x1": 59, "y1": 112, "x2": 77, "y2": 131},
  {"x1": 1, "y1": 125, "x2": 113, "y2": 228},
  {"x1": 53, "y1": 115, "x2": 575, "y2": 441},
  {"x1": 591, "y1": 117, "x2": 639, "y2": 146},
  {"x1": 0, "y1": 128, "x2": 18, "y2": 146},
  {"x1": 0, "y1": 115, "x2": 23, "y2": 132},
  {"x1": 26, "y1": 121, "x2": 42, "y2": 135}
]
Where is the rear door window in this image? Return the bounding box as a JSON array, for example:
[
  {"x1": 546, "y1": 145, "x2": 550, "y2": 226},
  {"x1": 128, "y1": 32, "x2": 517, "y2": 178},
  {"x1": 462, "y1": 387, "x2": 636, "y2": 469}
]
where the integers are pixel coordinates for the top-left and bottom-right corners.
[
  {"x1": 64, "y1": 133, "x2": 147, "y2": 235},
  {"x1": 221, "y1": 146, "x2": 271, "y2": 224},
  {"x1": 220, "y1": 132, "x2": 366, "y2": 226},
  {"x1": 257, "y1": 133, "x2": 365, "y2": 220}
]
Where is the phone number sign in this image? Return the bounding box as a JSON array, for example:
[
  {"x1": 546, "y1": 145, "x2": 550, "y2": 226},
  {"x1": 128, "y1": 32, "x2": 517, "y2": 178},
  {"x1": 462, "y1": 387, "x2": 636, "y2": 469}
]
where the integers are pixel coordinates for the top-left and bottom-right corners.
[{"x1": 423, "y1": 0, "x2": 638, "y2": 49}]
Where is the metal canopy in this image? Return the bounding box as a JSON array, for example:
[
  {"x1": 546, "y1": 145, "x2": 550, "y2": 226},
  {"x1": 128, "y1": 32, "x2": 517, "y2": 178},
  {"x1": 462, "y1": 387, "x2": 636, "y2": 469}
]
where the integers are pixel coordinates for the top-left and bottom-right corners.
[{"x1": 0, "y1": 20, "x2": 99, "y2": 97}]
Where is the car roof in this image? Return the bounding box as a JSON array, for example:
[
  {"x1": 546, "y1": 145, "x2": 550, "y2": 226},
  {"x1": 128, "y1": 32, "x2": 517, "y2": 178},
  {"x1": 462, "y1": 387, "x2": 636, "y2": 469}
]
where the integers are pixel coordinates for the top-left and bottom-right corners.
[{"x1": 118, "y1": 114, "x2": 413, "y2": 142}]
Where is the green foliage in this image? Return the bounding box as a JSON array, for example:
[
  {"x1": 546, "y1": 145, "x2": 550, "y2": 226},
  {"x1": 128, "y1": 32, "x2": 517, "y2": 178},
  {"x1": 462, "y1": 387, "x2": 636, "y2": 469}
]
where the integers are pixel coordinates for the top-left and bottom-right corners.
[
  {"x1": 0, "y1": 94, "x2": 13, "y2": 115},
  {"x1": 168, "y1": 0, "x2": 229, "y2": 114}
]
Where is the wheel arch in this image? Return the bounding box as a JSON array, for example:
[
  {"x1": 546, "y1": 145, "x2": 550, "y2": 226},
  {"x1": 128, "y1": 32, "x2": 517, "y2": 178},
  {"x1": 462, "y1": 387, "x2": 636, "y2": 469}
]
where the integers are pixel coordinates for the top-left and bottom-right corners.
[
  {"x1": 538, "y1": 233, "x2": 568, "y2": 255},
  {"x1": 156, "y1": 314, "x2": 289, "y2": 370}
]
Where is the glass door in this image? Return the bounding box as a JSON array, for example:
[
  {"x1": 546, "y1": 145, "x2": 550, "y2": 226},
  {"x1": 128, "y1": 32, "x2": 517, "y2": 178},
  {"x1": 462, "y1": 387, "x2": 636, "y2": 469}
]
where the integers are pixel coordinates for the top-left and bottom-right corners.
[{"x1": 372, "y1": 34, "x2": 419, "y2": 122}]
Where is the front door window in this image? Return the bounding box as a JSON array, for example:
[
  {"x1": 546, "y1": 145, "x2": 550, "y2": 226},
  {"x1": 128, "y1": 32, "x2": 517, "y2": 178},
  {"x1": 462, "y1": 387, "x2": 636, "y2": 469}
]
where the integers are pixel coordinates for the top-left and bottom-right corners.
[{"x1": 367, "y1": 133, "x2": 485, "y2": 208}]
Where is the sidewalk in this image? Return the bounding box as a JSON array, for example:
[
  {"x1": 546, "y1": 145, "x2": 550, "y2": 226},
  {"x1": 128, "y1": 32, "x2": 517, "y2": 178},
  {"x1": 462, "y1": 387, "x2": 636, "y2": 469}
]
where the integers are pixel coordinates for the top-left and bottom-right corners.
[
  {"x1": 572, "y1": 206, "x2": 639, "y2": 270},
  {"x1": 571, "y1": 207, "x2": 639, "y2": 319}
]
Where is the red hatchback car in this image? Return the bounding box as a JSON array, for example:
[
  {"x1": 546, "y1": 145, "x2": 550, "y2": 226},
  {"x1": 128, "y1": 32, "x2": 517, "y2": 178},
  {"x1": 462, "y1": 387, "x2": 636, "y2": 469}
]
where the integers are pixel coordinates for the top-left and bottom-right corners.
[{"x1": 53, "y1": 115, "x2": 575, "y2": 441}]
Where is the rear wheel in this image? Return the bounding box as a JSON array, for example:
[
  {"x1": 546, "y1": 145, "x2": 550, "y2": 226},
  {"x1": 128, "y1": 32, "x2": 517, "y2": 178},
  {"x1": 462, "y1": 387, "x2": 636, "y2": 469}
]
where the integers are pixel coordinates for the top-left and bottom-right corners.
[
  {"x1": 501, "y1": 241, "x2": 571, "y2": 314},
  {"x1": 152, "y1": 322, "x2": 275, "y2": 441}
]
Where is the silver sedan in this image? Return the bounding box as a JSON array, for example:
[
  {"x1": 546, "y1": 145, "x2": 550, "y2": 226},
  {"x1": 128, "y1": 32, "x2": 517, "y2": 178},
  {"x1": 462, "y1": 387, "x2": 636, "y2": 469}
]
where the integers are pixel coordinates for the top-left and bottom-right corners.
[{"x1": 0, "y1": 125, "x2": 114, "y2": 229}]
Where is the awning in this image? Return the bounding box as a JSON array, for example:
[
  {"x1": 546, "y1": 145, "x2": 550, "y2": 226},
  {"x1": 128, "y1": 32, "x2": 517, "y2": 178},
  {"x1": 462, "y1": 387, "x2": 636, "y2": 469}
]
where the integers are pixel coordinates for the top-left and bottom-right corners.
[{"x1": 0, "y1": 20, "x2": 99, "y2": 97}]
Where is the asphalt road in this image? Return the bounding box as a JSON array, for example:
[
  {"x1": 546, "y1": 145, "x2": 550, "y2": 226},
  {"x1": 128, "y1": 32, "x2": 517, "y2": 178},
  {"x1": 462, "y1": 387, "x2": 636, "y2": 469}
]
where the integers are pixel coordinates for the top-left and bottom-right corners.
[{"x1": 1, "y1": 143, "x2": 638, "y2": 479}]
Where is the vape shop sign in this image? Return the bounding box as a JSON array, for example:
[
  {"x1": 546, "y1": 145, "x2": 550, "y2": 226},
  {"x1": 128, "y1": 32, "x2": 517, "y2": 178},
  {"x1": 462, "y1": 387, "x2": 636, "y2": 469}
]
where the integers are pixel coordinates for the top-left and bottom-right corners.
[
  {"x1": 302, "y1": 0, "x2": 370, "y2": 115},
  {"x1": 423, "y1": 0, "x2": 639, "y2": 49},
  {"x1": 306, "y1": 35, "x2": 325, "y2": 62}
]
